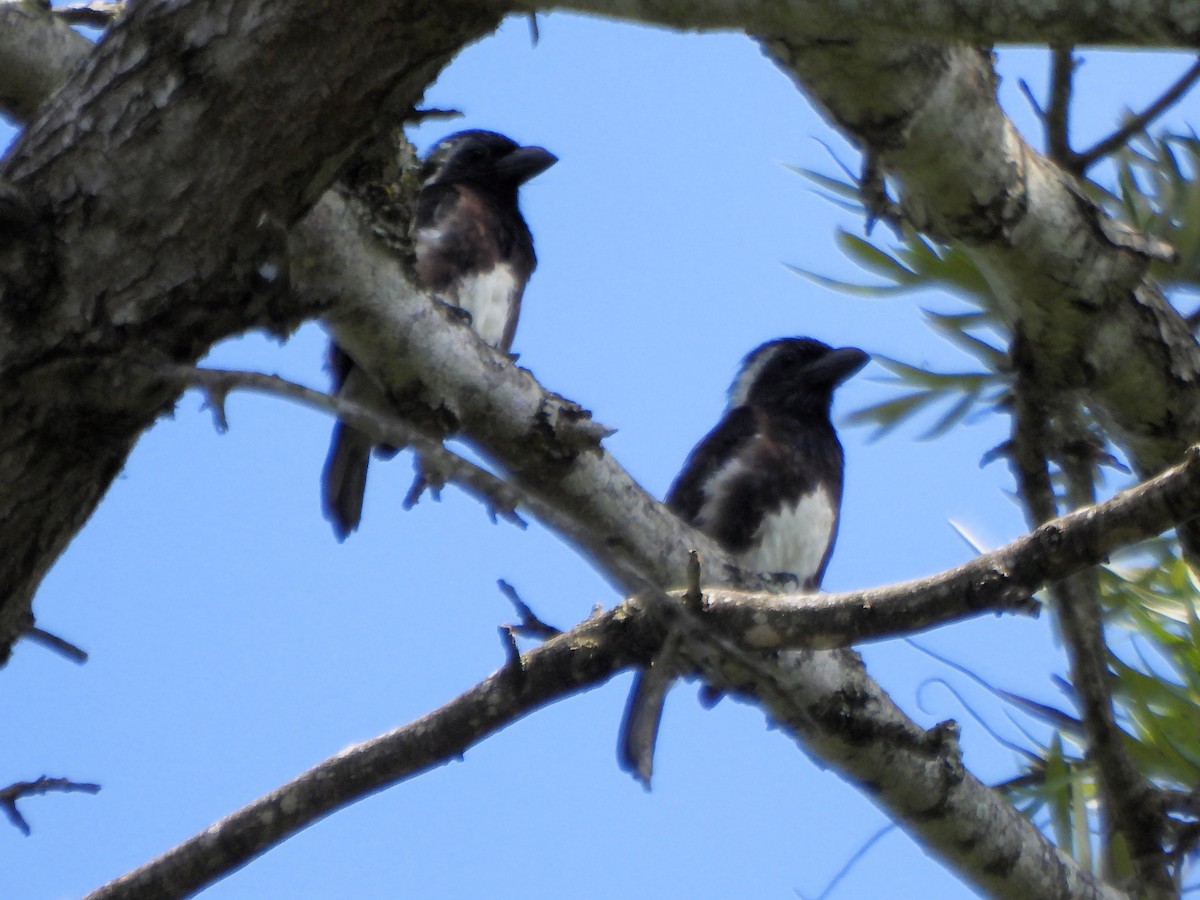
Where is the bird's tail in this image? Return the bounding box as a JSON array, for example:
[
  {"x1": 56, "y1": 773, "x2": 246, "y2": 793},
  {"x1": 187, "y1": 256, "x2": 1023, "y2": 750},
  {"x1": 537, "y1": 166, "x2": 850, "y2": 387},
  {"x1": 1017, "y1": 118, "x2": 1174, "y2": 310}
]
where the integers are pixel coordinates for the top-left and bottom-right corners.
[{"x1": 322, "y1": 420, "x2": 373, "y2": 541}]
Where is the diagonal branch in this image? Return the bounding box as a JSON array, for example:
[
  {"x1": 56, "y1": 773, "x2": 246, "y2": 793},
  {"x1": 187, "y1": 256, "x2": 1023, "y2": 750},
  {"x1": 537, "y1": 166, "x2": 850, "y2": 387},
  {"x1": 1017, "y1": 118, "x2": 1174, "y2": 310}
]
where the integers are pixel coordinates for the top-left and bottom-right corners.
[
  {"x1": 84, "y1": 608, "x2": 663, "y2": 899},
  {"x1": 1052, "y1": 428, "x2": 1171, "y2": 894},
  {"x1": 1009, "y1": 356, "x2": 1172, "y2": 894},
  {"x1": 1071, "y1": 57, "x2": 1200, "y2": 174},
  {"x1": 133, "y1": 363, "x2": 1200, "y2": 656},
  {"x1": 295, "y1": 192, "x2": 1127, "y2": 900}
]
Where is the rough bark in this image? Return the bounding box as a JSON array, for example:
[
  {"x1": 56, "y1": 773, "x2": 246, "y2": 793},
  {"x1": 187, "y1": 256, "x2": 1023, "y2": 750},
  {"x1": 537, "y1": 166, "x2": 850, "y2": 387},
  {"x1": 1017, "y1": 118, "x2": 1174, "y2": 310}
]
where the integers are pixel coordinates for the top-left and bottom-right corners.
[
  {"x1": 0, "y1": 0, "x2": 500, "y2": 659},
  {"x1": 296, "y1": 189, "x2": 1125, "y2": 900},
  {"x1": 521, "y1": 0, "x2": 1200, "y2": 46},
  {"x1": 2, "y1": 1, "x2": 1197, "y2": 898}
]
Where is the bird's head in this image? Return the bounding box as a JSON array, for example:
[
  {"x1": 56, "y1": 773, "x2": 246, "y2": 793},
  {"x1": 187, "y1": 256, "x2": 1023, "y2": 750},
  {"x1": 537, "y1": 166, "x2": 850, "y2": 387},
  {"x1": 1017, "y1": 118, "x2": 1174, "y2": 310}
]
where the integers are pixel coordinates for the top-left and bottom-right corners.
[
  {"x1": 728, "y1": 337, "x2": 869, "y2": 416},
  {"x1": 422, "y1": 130, "x2": 558, "y2": 194}
]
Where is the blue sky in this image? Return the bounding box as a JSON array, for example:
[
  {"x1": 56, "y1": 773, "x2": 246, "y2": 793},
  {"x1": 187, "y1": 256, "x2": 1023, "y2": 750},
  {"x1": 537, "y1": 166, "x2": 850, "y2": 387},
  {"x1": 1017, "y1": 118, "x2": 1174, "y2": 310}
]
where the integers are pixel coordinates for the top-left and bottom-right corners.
[{"x1": 5, "y1": 14, "x2": 1199, "y2": 899}]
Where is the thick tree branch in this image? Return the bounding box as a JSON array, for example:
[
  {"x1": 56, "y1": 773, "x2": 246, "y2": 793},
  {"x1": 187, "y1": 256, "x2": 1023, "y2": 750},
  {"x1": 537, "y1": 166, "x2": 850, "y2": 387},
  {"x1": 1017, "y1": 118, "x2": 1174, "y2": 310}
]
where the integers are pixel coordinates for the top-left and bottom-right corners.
[
  {"x1": 762, "y1": 37, "x2": 1200, "y2": 515},
  {"x1": 295, "y1": 191, "x2": 1124, "y2": 900},
  {"x1": 0, "y1": 0, "x2": 501, "y2": 662},
  {"x1": 514, "y1": 0, "x2": 1200, "y2": 47},
  {"x1": 0, "y1": 2, "x2": 91, "y2": 123}
]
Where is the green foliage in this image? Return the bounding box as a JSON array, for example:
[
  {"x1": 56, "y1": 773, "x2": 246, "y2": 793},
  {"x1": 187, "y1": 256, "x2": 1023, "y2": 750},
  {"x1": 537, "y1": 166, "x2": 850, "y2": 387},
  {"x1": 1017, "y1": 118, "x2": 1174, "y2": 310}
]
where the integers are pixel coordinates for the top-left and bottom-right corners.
[
  {"x1": 797, "y1": 135, "x2": 1200, "y2": 875},
  {"x1": 1108, "y1": 132, "x2": 1200, "y2": 291},
  {"x1": 791, "y1": 168, "x2": 1010, "y2": 441},
  {"x1": 1100, "y1": 548, "x2": 1200, "y2": 787}
]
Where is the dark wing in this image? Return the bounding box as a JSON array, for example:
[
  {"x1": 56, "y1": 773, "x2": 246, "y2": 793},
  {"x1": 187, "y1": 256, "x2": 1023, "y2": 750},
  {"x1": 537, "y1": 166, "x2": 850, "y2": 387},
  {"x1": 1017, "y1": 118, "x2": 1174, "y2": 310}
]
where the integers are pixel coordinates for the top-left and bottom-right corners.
[
  {"x1": 327, "y1": 342, "x2": 356, "y2": 393},
  {"x1": 665, "y1": 405, "x2": 760, "y2": 528},
  {"x1": 668, "y1": 407, "x2": 847, "y2": 568},
  {"x1": 415, "y1": 185, "x2": 533, "y2": 286}
]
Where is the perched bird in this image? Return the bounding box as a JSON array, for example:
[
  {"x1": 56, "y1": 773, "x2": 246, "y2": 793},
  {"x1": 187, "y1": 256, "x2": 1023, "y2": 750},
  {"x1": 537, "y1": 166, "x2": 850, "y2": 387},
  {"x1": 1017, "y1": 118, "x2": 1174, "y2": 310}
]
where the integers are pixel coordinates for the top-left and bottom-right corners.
[
  {"x1": 666, "y1": 337, "x2": 869, "y2": 587},
  {"x1": 620, "y1": 337, "x2": 868, "y2": 785},
  {"x1": 322, "y1": 130, "x2": 557, "y2": 539}
]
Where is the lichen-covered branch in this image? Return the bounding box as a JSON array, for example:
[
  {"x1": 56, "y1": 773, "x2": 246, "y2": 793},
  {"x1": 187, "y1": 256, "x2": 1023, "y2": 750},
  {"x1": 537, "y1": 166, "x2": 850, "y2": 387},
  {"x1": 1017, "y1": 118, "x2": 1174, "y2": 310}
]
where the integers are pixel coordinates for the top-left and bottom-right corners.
[
  {"x1": 295, "y1": 190, "x2": 1123, "y2": 900},
  {"x1": 0, "y1": 0, "x2": 500, "y2": 662}
]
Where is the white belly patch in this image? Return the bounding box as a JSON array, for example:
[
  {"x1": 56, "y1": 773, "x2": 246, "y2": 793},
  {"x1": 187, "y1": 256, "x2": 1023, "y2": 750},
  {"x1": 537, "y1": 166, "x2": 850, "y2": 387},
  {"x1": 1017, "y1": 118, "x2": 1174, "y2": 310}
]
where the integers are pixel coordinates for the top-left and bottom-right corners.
[
  {"x1": 737, "y1": 489, "x2": 835, "y2": 581},
  {"x1": 455, "y1": 267, "x2": 518, "y2": 347}
]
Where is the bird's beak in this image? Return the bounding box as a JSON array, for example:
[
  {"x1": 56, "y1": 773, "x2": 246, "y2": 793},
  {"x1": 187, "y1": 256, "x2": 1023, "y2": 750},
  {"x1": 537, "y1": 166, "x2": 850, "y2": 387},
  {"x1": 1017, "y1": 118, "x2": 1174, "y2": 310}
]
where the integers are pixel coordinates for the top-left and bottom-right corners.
[
  {"x1": 495, "y1": 145, "x2": 558, "y2": 184},
  {"x1": 810, "y1": 347, "x2": 870, "y2": 385}
]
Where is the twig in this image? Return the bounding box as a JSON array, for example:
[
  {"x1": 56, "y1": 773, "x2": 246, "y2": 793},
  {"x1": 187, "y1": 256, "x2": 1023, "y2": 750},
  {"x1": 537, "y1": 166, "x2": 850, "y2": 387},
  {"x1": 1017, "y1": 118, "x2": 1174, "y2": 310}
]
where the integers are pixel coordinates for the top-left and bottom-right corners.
[
  {"x1": 1, "y1": 777, "x2": 101, "y2": 835},
  {"x1": 167, "y1": 365, "x2": 543, "y2": 534},
  {"x1": 859, "y1": 151, "x2": 902, "y2": 236},
  {"x1": 1046, "y1": 47, "x2": 1076, "y2": 166},
  {"x1": 805, "y1": 822, "x2": 896, "y2": 900},
  {"x1": 24, "y1": 626, "x2": 88, "y2": 664},
  {"x1": 1017, "y1": 78, "x2": 1045, "y2": 120},
  {"x1": 497, "y1": 579, "x2": 559, "y2": 639},
  {"x1": 1073, "y1": 57, "x2": 1200, "y2": 173}
]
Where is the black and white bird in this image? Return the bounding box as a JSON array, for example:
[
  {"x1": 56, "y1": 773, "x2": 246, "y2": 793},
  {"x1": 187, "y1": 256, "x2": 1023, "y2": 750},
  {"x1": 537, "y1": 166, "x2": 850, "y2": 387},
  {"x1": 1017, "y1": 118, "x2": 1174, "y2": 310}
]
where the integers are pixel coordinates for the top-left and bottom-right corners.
[
  {"x1": 666, "y1": 337, "x2": 868, "y2": 587},
  {"x1": 322, "y1": 130, "x2": 557, "y2": 539},
  {"x1": 619, "y1": 337, "x2": 868, "y2": 785}
]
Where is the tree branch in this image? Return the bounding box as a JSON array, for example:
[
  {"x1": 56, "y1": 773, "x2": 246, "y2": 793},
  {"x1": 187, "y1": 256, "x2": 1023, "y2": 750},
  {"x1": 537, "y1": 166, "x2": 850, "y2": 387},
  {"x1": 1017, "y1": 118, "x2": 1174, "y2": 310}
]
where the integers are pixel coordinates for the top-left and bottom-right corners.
[
  {"x1": 515, "y1": 0, "x2": 1200, "y2": 47},
  {"x1": 1009, "y1": 352, "x2": 1173, "y2": 893},
  {"x1": 1, "y1": 777, "x2": 100, "y2": 836},
  {"x1": 85, "y1": 607, "x2": 662, "y2": 899},
  {"x1": 1045, "y1": 46, "x2": 1075, "y2": 166},
  {"x1": 295, "y1": 190, "x2": 1126, "y2": 900},
  {"x1": 52, "y1": 1, "x2": 125, "y2": 28},
  {"x1": 0, "y1": 1, "x2": 91, "y2": 123},
  {"x1": 764, "y1": 37, "x2": 1200, "y2": 501},
  {"x1": 1072, "y1": 57, "x2": 1200, "y2": 173},
  {"x1": 23, "y1": 626, "x2": 88, "y2": 664},
  {"x1": 1052, "y1": 428, "x2": 1172, "y2": 895},
  {"x1": 0, "y1": 0, "x2": 502, "y2": 663}
]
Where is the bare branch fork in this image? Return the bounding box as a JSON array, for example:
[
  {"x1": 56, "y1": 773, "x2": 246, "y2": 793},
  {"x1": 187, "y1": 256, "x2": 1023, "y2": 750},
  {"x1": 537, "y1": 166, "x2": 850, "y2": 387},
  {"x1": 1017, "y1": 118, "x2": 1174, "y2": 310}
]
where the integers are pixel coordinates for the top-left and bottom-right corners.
[
  {"x1": 1, "y1": 777, "x2": 101, "y2": 836},
  {"x1": 1029, "y1": 46, "x2": 1200, "y2": 174}
]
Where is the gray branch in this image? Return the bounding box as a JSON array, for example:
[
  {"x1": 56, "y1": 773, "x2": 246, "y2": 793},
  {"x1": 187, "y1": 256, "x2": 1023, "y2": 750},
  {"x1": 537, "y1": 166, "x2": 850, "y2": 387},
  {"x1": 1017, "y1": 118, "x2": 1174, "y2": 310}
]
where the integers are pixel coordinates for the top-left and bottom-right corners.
[{"x1": 4, "y1": 1, "x2": 1197, "y2": 898}]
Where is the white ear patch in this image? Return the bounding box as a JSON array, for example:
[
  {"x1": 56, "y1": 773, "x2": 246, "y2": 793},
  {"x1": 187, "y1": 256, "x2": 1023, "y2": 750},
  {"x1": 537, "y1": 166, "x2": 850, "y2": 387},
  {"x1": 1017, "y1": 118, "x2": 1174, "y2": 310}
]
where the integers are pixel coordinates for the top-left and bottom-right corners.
[{"x1": 727, "y1": 345, "x2": 782, "y2": 410}]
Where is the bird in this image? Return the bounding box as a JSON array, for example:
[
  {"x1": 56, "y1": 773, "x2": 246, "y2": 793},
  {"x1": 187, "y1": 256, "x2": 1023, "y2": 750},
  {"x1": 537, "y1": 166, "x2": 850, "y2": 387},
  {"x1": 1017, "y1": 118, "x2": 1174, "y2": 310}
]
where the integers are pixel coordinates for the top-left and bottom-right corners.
[
  {"x1": 619, "y1": 337, "x2": 868, "y2": 785},
  {"x1": 665, "y1": 337, "x2": 869, "y2": 588},
  {"x1": 322, "y1": 130, "x2": 557, "y2": 540}
]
